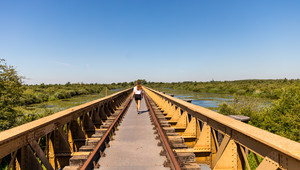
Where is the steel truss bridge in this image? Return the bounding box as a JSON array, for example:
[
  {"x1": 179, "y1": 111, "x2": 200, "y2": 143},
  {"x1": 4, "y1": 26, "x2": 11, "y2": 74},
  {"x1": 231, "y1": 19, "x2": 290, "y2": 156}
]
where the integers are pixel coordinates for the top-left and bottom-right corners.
[{"x1": 0, "y1": 87, "x2": 299, "y2": 170}]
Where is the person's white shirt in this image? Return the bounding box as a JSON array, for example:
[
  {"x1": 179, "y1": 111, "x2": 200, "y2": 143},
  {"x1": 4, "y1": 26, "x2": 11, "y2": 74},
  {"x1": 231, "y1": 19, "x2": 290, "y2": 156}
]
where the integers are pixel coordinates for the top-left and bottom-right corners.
[{"x1": 133, "y1": 86, "x2": 142, "y2": 94}]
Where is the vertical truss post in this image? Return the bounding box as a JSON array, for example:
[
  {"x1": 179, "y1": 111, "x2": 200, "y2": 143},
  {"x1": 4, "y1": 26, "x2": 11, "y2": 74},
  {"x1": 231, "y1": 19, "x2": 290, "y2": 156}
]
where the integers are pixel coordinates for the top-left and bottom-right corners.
[
  {"x1": 69, "y1": 120, "x2": 86, "y2": 152},
  {"x1": 8, "y1": 151, "x2": 17, "y2": 170},
  {"x1": 91, "y1": 107, "x2": 103, "y2": 128},
  {"x1": 16, "y1": 146, "x2": 43, "y2": 170},
  {"x1": 82, "y1": 112, "x2": 96, "y2": 137},
  {"x1": 193, "y1": 122, "x2": 217, "y2": 165},
  {"x1": 99, "y1": 105, "x2": 108, "y2": 120},
  {"x1": 28, "y1": 139, "x2": 54, "y2": 170},
  {"x1": 47, "y1": 128, "x2": 72, "y2": 169},
  {"x1": 104, "y1": 103, "x2": 112, "y2": 116},
  {"x1": 175, "y1": 111, "x2": 188, "y2": 130},
  {"x1": 169, "y1": 107, "x2": 182, "y2": 124}
]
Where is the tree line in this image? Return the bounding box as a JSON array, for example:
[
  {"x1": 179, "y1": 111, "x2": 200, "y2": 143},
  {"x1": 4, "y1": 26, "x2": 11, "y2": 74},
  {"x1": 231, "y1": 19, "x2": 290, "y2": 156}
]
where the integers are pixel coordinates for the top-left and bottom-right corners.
[
  {"x1": 147, "y1": 79, "x2": 300, "y2": 99},
  {"x1": 0, "y1": 60, "x2": 135, "y2": 131}
]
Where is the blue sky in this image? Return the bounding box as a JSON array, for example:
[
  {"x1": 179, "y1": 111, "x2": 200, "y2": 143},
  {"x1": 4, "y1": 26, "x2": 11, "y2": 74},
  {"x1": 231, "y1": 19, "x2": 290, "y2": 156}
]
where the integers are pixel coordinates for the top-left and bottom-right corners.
[{"x1": 0, "y1": 0, "x2": 299, "y2": 84}]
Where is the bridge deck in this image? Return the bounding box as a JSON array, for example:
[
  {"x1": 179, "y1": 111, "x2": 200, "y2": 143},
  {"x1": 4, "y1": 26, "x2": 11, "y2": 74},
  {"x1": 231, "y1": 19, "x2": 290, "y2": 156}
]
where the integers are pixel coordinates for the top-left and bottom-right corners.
[{"x1": 96, "y1": 98, "x2": 168, "y2": 170}]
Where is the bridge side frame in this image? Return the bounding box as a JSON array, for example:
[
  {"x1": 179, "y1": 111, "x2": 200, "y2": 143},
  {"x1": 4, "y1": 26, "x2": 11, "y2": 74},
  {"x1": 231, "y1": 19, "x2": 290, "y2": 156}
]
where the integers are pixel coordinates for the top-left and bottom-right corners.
[
  {"x1": 0, "y1": 88, "x2": 131, "y2": 170},
  {"x1": 144, "y1": 86, "x2": 300, "y2": 170}
]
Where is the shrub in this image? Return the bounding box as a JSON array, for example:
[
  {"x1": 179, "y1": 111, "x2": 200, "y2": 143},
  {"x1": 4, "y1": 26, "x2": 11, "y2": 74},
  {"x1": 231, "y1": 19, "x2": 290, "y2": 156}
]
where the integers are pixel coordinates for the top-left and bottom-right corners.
[{"x1": 0, "y1": 59, "x2": 23, "y2": 130}]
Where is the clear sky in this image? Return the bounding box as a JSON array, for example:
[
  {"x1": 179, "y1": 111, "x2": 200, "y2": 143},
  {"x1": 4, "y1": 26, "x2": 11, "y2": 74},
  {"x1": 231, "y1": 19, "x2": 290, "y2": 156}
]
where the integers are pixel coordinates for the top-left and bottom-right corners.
[{"x1": 0, "y1": 0, "x2": 299, "y2": 84}]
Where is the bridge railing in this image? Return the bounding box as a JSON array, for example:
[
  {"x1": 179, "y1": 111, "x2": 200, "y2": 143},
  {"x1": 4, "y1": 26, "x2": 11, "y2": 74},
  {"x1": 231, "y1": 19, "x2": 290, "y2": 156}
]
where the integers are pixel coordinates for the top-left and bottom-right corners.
[
  {"x1": 144, "y1": 86, "x2": 300, "y2": 170},
  {"x1": 0, "y1": 88, "x2": 132, "y2": 170}
]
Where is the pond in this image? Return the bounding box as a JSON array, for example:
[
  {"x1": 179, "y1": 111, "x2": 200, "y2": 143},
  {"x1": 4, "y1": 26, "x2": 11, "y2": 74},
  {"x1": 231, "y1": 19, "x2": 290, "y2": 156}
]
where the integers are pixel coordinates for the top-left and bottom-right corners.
[{"x1": 155, "y1": 88, "x2": 233, "y2": 110}]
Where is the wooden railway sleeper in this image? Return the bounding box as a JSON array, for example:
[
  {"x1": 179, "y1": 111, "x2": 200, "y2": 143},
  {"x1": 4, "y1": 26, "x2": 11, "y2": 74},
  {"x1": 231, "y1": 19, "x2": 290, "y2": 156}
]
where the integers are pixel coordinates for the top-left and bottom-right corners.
[
  {"x1": 78, "y1": 95, "x2": 132, "y2": 170},
  {"x1": 160, "y1": 149, "x2": 167, "y2": 156},
  {"x1": 64, "y1": 95, "x2": 132, "y2": 170},
  {"x1": 145, "y1": 92, "x2": 201, "y2": 170},
  {"x1": 93, "y1": 161, "x2": 100, "y2": 168}
]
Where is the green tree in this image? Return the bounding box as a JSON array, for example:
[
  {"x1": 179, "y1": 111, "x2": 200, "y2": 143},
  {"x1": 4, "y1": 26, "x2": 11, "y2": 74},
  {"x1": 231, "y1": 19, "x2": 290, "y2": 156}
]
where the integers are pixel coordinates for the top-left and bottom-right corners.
[
  {"x1": 261, "y1": 87, "x2": 300, "y2": 141},
  {"x1": 0, "y1": 59, "x2": 23, "y2": 131}
]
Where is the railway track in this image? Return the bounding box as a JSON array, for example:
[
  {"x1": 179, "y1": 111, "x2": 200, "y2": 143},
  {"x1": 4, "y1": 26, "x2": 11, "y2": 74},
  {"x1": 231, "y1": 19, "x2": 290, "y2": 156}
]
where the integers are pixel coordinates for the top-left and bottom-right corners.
[
  {"x1": 145, "y1": 93, "x2": 201, "y2": 170},
  {"x1": 66, "y1": 92, "x2": 200, "y2": 169},
  {"x1": 64, "y1": 95, "x2": 132, "y2": 169}
]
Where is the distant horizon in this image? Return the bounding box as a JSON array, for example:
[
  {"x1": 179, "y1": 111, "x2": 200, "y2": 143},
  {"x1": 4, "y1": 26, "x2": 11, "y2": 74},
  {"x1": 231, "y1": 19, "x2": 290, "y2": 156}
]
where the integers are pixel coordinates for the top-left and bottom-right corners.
[
  {"x1": 1, "y1": 1, "x2": 300, "y2": 84},
  {"x1": 21, "y1": 77, "x2": 299, "y2": 85}
]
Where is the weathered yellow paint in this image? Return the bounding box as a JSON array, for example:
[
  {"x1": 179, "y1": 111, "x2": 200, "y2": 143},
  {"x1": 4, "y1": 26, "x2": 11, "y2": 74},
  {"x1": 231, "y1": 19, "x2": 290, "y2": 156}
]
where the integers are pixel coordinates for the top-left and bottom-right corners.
[
  {"x1": 213, "y1": 139, "x2": 242, "y2": 170},
  {"x1": 174, "y1": 111, "x2": 188, "y2": 129},
  {"x1": 144, "y1": 86, "x2": 300, "y2": 170},
  {"x1": 72, "y1": 152, "x2": 91, "y2": 156},
  {"x1": 182, "y1": 117, "x2": 200, "y2": 147},
  {"x1": 47, "y1": 133, "x2": 56, "y2": 169},
  {"x1": 182, "y1": 117, "x2": 197, "y2": 137},
  {"x1": 165, "y1": 104, "x2": 176, "y2": 119},
  {"x1": 0, "y1": 88, "x2": 131, "y2": 170},
  {"x1": 169, "y1": 107, "x2": 181, "y2": 125},
  {"x1": 67, "y1": 123, "x2": 74, "y2": 152},
  {"x1": 163, "y1": 101, "x2": 171, "y2": 115},
  {"x1": 256, "y1": 156, "x2": 280, "y2": 170},
  {"x1": 194, "y1": 123, "x2": 211, "y2": 151}
]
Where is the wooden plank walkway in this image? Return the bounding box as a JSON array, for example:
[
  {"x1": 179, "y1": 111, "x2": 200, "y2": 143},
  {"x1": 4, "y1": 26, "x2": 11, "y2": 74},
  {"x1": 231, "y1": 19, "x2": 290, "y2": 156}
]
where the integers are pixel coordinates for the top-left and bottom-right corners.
[{"x1": 96, "y1": 98, "x2": 168, "y2": 170}]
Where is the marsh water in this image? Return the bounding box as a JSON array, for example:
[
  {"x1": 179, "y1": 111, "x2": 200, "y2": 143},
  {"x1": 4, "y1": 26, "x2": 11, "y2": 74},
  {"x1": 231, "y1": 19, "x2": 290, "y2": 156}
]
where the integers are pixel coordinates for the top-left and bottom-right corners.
[
  {"x1": 154, "y1": 88, "x2": 233, "y2": 110},
  {"x1": 18, "y1": 87, "x2": 270, "y2": 116},
  {"x1": 16, "y1": 89, "x2": 124, "y2": 115},
  {"x1": 19, "y1": 88, "x2": 230, "y2": 114}
]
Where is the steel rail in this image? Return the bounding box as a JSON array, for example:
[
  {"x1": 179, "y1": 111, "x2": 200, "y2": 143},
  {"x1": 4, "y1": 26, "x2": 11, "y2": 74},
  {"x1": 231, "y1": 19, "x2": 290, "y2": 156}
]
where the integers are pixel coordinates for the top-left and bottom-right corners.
[
  {"x1": 144, "y1": 93, "x2": 181, "y2": 170},
  {"x1": 80, "y1": 96, "x2": 132, "y2": 170}
]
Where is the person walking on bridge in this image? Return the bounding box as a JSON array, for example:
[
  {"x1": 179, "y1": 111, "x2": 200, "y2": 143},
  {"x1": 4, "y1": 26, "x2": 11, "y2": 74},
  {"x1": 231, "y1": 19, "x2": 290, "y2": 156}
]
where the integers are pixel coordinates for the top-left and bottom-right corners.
[{"x1": 132, "y1": 81, "x2": 144, "y2": 114}]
